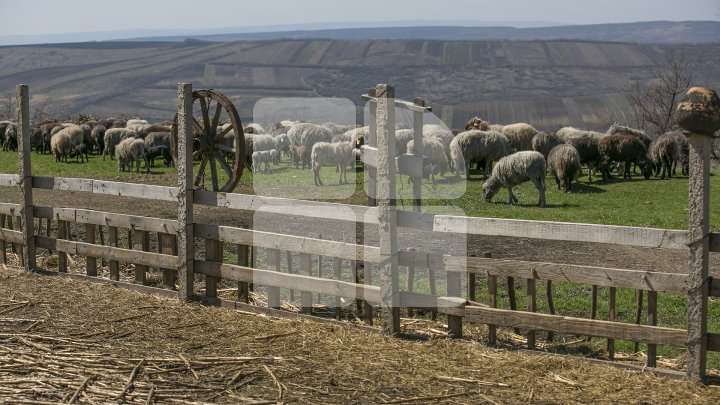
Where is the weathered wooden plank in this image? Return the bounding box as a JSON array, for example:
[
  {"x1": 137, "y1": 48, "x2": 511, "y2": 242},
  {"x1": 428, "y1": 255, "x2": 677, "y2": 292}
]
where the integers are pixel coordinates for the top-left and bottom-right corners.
[
  {"x1": 108, "y1": 227, "x2": 119, "y2": 281},
  {"x1": 360, "y1": 94, "x2": 432, "y2": 113},
  {"x1": 434, "y1": 215, "x2": 688, "y2": 250},
  {"x1": 0, "y1": 203, "x2": 20, "y2": 216},
  {"x1": 194, "y1": 223, "x2": 380, "y2": 263},
  {"x1": 194, "y1": 190, "x2": 378, "y2": 225},
  {"x1": 334, "y1": 257, "x2": 342, "y2": 320},
  {"x1": 647, "y1": 290, "x2": 658, "y2": 368},
  {"x1": 487, "y1": 270, "x2": 497, "y2": 346},
  {"x1": 177, "y1": 83, "x2": 194, "y2": 301},
  {"x1": 266, "y1": 249, "x2": 282, "y2": 309},
  {"x1": 299, "y1": 253, "x2": 313, "y2": 314},
  {"x1": 34, "y1": 206, "x2": 180, "y2": 235},
  {"x1": 194, "y1": 260, "x2": 382, "y2": 304},
  {"x1": 464, "y1": 306, "x2": 687, "y2": 347},
  {"x1": 57, "y1": 221, "x2": 68, "y2": 273},
  {"x1": 0, "y1": 228, "x2": 23, "y2": 244},
  {"x1": 399, "y1": 291, "x2": 466, "y2": 314},
  {"x1": 159, "y1": 233, "x2": 177, "y2": 288},
  {"x1": 608, "y1": 287, "x2": 616, "y2": 360},
  {"x1": 446, "y1": 268, "x2": 463, "y2": 338},
  {"x1": 32, "y1": 176, "x2": 178, "y2": 201},
  {"x1": 132, "y1": 230, "x2": 149, "y2": 285},
  {"x1": 0, "y1": 216, "x2": 6, "y2": 264},
  {"x1": 84, "y1": 224, "x2": 96, "y2": 277},
  {"x1": 444, "y1": 256, "x2": 689, "y2": 293},
  {"x1": 36, "y1": 235, "x2": 179, "y2": 269},
  {"x1": 16, "y1": 84, "x2": 35, "y2": 272},
  {"x1": 204, "y1": 238, "x2": 222, "y2": 298},
  {"x1": 527, "y1": 278, "x2": 536, "y2": 349},
  {"x1": 0, "y1": 174, "x2": 20, "y2": 187}
]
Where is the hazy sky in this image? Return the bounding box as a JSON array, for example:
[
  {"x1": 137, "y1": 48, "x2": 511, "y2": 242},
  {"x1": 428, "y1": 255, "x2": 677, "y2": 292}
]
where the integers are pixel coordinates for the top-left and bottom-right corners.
[{"x1": 1, "y1": 0, "x2": 718, "y2": 37}]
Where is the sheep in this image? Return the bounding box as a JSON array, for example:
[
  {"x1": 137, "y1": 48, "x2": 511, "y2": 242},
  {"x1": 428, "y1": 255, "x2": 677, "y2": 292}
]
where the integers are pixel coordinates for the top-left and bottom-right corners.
[
  {"x1": 103, "y1": 128, "x2": 138, "y2": 160},
  {"x1": 137, "y1": 124, "x2": 170, "y2": 138},
  {"x1": 39, "y1": 122, "x2": 61, "y2": 154},
  {"x1": 450, "y1": 130, "x2": 514, "y2": 179},
  {"x1": 547, "y1": 144, "x2": 581, "y2": 192},
  {"x1": 125, "y1": 119, "x2": 150, "y2": 133},
  {"x1": 464, "y1": 116, "x2": 490, "y2": 131},
  {"x1": 531, "y1": 132, "x2": 565, "y2": 160},
  {"x1": 146, "y1": 145, "x2": 172, "y2": 167},
  {"x1": 482, "y1": 151, "x2": 547, "y2": 207},
  {"x1": 489, "y1": 124, "x2": 505, "y2": 132},
  {"x1": 395, "y1": 129, "x2": 415, "y2": 156},
  {"x1": 251, "y1": 149, "x2": 275, "y2": 174},
  {"x1": 598, "y1": 135, "x2": 652, "y2": 181},
  {"x1": 606, "y1": 125, "x2": 652, "y2": 173},
  {"x1": 50, "y1": 130, "x2": 73, "y2": 163},
  {"x1": 566, "y1": 136, "x2": 602, "y2": 182},
  {"x1": 115, "y1": 137, "x2": 149, "y2": 173},
  {"x1": 144, "y1": 132, "x2": 171, "y2": 149},
  {"x1": 2, "y1": 122, "x2": 17, "y2": 151},
  {"x1": 291, "y1": 145, "x2": 309, "y2": 169},
  {"x1": 91, "y1": 125, "x2": 106, "y2": 155},
  {"x1": 273, "y1": 133, "x2": 290, "y2": 159},
  {"x1": 556, "y1": 127, "x2": 606, "y2": 141},
  {"x1": 502, "y1": 123, "x2": 538, "y2": 152},
  {"x1": 244, "y1": 123, "x2": 265, "y2": 134},
  {"x1": 311, "y1": 141, "x2": 355, "y2": 186},
  {"x1": 287, "y1": 123, "x2": 333, "y2": 152},
  {"x1": 323, "y1": 122, "x2": 352, "y2": 135},
  {"x1": 407, "y1": 137, "x2": 448, "y2": 177},
  {"x1": 670, "y1": 131, "x2": 689, "y2": 175},
  {"x1": 29, "y1": 126, "x2": 43, "y2": 153},
  {"x1": 69, "y1": 144, "x2": 89, "y2": 163},
  {"x1": 343, "y1": 126, "x2": 368, "y2": 148},
  {"x1": 331, "y1": 133, "x2": 351, "y2": 143},
  {"x1": 0, "y1": 121, "x2": 11, "y2": 148},
  {"x1": 649, "y1": 132, "x2": 680, "y2": 179},
  {"x1": 423, "y1": 124, "x2": 454, "y2": 169}
]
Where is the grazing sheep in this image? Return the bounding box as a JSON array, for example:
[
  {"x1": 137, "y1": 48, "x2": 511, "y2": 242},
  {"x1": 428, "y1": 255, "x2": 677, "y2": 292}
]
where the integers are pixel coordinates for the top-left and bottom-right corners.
[
  {"x1": 556, "y1": 127, "x2": 606, "y2": 141},
  {"x1": 598, "y1": 135, "x2": 652, "y2": 181},
  {"x1": 69, "y1": 144, "x2": 89, "y2": 163},
  {"x1": 489, "y1": 124, "x2": 505, "y2": 133},
  {"x1": 607, "y1": 124, "x2": 652, "y2": 174},
  {"x1": 407, "y1": 137, "x2": 448, "y2": 176},
  {"x1": 395, "y1": 129, "x2": 415, "y2": 156},
  {"x1": 566, "y1": 136, "x2": 602, "y2": 182},
  {"x1": 273, "y1": 133, "x2": 290, "y2": 159},
  {"x1": 464, "y1": 116, "x2": 490, "y2": 131},
  {"x1": 332, "y1": 133, "x2": 351, "y2": 143},
  {"x1": 532, "y1": 132, "x2": 565, "y2": 160},
  {"x1": 244, "y1": 123, "x2": 266, "y2": 134},
  {"x1": 103, "y1": 128, "x2": 138, "y2": 160},
  {"x1": 343, "y1": 126, "x2": 368, "y2": 148},
  {"x1": 115, "y1": 137, "x2": 149, "y2": 173},
  {"x1": 547, "y1": 144, "x2": 581, "y2": 192},
  {"x1": 323, "y1": 122, "x2": 352, "y2": 135},
  {"x1": 125, "y1": 119, "x2": 150, "y2": 133},
  {"x1": 50, "y1": 130, "x2": 73, "y2": 163},
  {"x1": 291, "y1": 145, "x2": 309, "y2": 169},
  {"x1": 251, "y1": 149, "x2": 275, "y2": 174},
  {"x1": 39, "y1": 122, "x2": 61, "y2": 154},
  {"x1": 649, "y1": 132, "x2": 681, "y2": 179},
  {"x1": 502, "y1": 123, "x2": 538, "y2": 151},
  {"x1": 311, "y1": 141, "x2": 355, "y2": 186},
  {"x1": 2, "y1": 122, "x2": 17, "y2": 151},
  {"x1": 670, "y1": 131, "x2": 689, "y2": 175},
  {"x1": 144, "y1": 132, "x2": 171, "y2": 149},
  {"x1": 91, "y1": 125, "x2": 106, "y2": 155},
  {"x1": 0, "y1": 121, "x2": 11, "y2": 147},
  {"x1": 137, "y1": 124, "x2": 170, "y2": 138},
  {"x1": 269, "y1": 122, "x2": 291, "y2": 136},
  {"x1": 482, "y1": 151, "x2": 547, "y2": 207},
  {"x1": 146, "y1": 145, "x2": 172, "y2": 167},
  {"x1": 450, "y1": 130, "x2": 514, "y2": 179},
  {"x1": 423, "y1": 124, "x2": 454, "y2": 169},
  {"x1": 287, "y1": 123, "x2": 333, "y2": 152},
  {"x1": 30, "y1": 126, "x2": 43, "y2": 153}
]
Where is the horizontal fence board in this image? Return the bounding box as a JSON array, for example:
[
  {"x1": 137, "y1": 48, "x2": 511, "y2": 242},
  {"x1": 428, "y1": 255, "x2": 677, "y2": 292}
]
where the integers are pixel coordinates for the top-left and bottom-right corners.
[
  {"x1": 0, "y1": 203, "x2": 20, "y2": 216},
  {"x1": 0, "y1": 174, "x2": 19, "y2": 187},
  {"x1": 360, "y1": 145, "x2": 377, "y2": 168},
  {"x1": 194, "y1": 190, "x2": 378, "y2": 225},
  {"x1": 445, "y1": 256, "x2": 690, "y2": 293},
  {"x1": 433, "y1": 215, "x2": 688, "y2": 250},
  {"x1": 360, "y1": 94, "x2": 432, "y2": 112},
  {"x1": 36, "y1": 235, "x2": 179, "y2": 269},
  {"x1": 195, "y1": 260, "x2": 381, "y2": 304},
  {"x1": 33, "y1": 176, "x2": 178, "y2": 202},
  {"x1": 399, "y1": 291, "x2": 467, "y2": 316},
  {"x1": 465, "y1": 306, "x2": 687, "y2": 347},
  {"x1": 0, "y1": 228, "x2": 23, "y2": 244},
  {"x1": 194, "y1": 223, "x2": 380, "y2": 262},
  {"x1": 34, "y1": 206, "x2": 179, "y2": 234}
]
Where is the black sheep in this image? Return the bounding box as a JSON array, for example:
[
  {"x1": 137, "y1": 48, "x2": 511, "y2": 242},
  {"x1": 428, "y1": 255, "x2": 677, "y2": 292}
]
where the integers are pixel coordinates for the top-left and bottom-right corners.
[
  {"x1": 146, "y1": 145, "x2": 172, "y2": 167},
  {"x1": 69, "y1": 143, "x2": 89, "y2": 163}
]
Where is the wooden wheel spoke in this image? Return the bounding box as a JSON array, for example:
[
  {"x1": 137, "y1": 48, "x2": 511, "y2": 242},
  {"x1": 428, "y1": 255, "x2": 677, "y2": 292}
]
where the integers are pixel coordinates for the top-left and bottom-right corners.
[
  {"x1": 198, "y1": 97, "x2": 210, "y2": 134},
  {"x1": 209, "y1": 154, "x2": 219, "y2": 191},
  {"x1": 215, "y1": 143, "x2": 236, "y2": 154},
  {"x1": 216, "y1": 155, "x2": 233, "y2": 177},
  {"x1": 192, "y1": 117, "x2": 203, "y2": 134},
  {"x1": 215, "y1": 123, "x2": 234, "y2": 140},
  {"x1": 194, "y1": 155, "x2": 209, "y2": 188},
  {"x1": 211, "y1": 102, "x2": 223, "y2": 133}
]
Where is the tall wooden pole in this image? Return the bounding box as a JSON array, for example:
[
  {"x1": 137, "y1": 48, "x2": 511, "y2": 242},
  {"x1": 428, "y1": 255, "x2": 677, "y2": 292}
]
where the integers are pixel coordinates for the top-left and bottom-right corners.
[
  {"x1": 177, "y1": 83, "x2": 195, "y2": 300},
  {"x1": 16, "y1": 84, "x2": 35, "y2": 272},
  {"x1": 675, "y1": 87, "x2": 720, "y2": 381},
  {"x1": 375, "y1": 84, "x2": 400, "y2": 335}
]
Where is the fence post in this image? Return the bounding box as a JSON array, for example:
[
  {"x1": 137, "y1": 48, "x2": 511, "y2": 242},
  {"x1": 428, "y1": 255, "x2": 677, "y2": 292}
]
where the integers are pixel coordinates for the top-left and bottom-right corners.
[
  {"x1": 177, "y1": 83, "x2": 195, "y2": 301},
  {"x1": 411, "y1": 97, "x2": 424, "y2": 212},
  {"x1": 676, "y1": 87, "x2": 720, "y2": 381},
  {"x1": 375, "y1": 83, "x2": 401, "y2": 335},
  {"x1": 16, "y1": 84, "x2": 35, "y2": 272}
]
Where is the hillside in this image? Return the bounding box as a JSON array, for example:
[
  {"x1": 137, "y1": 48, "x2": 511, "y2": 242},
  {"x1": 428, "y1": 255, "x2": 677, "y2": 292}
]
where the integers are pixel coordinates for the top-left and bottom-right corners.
[{"x1": 0, "y1": 38, "x2": 719, "y2": 131}]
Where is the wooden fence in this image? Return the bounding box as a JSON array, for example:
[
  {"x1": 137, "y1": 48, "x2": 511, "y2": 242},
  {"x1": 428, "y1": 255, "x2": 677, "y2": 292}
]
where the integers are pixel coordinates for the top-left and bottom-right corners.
[{"x1": 1, "y1": 83, "x2": 718, "y2": 381}]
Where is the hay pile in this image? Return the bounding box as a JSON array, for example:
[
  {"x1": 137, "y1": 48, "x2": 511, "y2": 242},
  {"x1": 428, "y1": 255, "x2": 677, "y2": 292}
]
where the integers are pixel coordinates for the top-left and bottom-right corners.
[{"x1": 0, "y1": 264, "x2": 718, "y2": 404}]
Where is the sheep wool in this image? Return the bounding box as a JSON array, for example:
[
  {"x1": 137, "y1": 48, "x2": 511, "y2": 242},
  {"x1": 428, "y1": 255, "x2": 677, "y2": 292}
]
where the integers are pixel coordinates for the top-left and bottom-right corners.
[
  {"x1": 482, "y1": 151, "x2": 547, "y2": 207},
  {"x1": 547, "y1": 144, "x2": 581, "y2": 192}
]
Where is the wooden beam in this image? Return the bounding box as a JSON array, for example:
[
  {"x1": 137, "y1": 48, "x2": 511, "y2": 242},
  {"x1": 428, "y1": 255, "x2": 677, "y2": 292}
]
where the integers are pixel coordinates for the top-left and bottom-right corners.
[
  {"x1": 34, "y1": 206, "x2": 179, "y2": 235},
  {"x1": 16, "y1": 84, "x2": 35, "y2": 272},
  {"x1": 0, "y1": 174, "x2": 19, "y2": 187},
  {"x1": 360, "y1": 94, "x2": 432, "y2": 113},
  {"x1": 108, "y1": 227, "x2": 119, "y2": 281},
  {"x1": 0, "y1": 203, "x2": 20, "y2": 216},
  {"x1": 32, "y1": 176, "x2": 178, "y2": 202},
  {"x1": 85, "y1": 224, "x2": 96, "y2": 277},
  {"x1": 177, "y1": 82, "x2": 194, "y2": 301},
  {"x1": 464, "y1": 306, "x2": 687, "y2": 347}
]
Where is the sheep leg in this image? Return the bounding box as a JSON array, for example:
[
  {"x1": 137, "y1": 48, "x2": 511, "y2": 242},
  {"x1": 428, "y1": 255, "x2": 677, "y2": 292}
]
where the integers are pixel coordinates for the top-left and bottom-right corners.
[
  {"x1": 532, "y1": 178, "x2": 546, "y2": 207},
  {"x1": 553, "y1": 173, "x2": 561, "y2": 190},
  {"x1": 507, "y1": 188, "x2": 518, "y2": 205}
]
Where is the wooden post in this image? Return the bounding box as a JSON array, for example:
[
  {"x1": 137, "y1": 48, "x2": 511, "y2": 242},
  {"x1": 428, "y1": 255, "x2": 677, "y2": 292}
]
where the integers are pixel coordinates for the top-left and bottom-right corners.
[
  {"x1": 108, "y1": 227, "x2": 119, "y2": 281},
  {"x1": 0, "y1": 215, "x2": 5, "y2": 264},
  {"x1": 589, "y1": 285, "x2": 598, "y2": 341},
  {"x1": 411, "y1": 97, "x2": 424, "y2": 212},
  {"x1": 16, "y1": 84, "x2": 35, "y2": 272},
  {"x1": 85, "y1": 224, "x2": 96, "y2": 276},
  {"x1": 160, "y1": 233, "x2": 178, "y2": 288},
  {"x1": 467, "y1": 254, "x2": 476, "y2": 302},
  {"x1": 507, "y1": 276, "x2": 520, "y2": 335},
  {"x1": 406, "y1": 249, "x2": 416, "y2": 318},
  {"x1": 428, "y1": 264, "x2": 437, "y2": 321},
  {"x1": 375, "y1": 83, "x2": 400, "y2": 335},
  {"x1": 267, "y1": 249, "x2": 281, "y2": 309},
  {"x1": 300, "y1": 253, "x2": 313, "y2": 314},
  {"x1": 177, "y1": 83, "x2": 195, "y2": 301},
  {"x1": 647, "y1": 290, "x2": 658, "y2": 368},
  {"x1": 446, "y1": 270, "x2": 463, "y2": 338},
  {"x1": 205, "y1": 239, "x2": 222, "y2": 298},
  {"x1": 334, "y1": 257, "x2": 343, "y2": 320},
  {"x1": 366, "y1": 87, "x2": 378, "y2": 207},
  {"x1": 57, "y1": 220, "x2": 68, "y2": 273},
  {"x1": 546, "y1": 279, "x2": 555, "y2": 342},
  {"x1": 363, "y1": 264, "x2": 373, "y2": 325},
  {"x1": 237, "y1": 239, "x2": 250, "y2": 303},
  {"x1": 527, "y1": 276, "x2": 536, "y2": 349},
  {"x1": 132, "y1": 230, "x2": 148, "y2": 285},
  {"x1": 634, "y1": 289, "x2": 644, "y2": 353},
  {"x1": 287, "y1": 251, "x2": 295, "y2": 302},
  {"x1": 607, "y1": 287, "x2": 616, "y2": 360},
  {"x1": 675, "y1": 87, "x2": 719, "y2": 380}
]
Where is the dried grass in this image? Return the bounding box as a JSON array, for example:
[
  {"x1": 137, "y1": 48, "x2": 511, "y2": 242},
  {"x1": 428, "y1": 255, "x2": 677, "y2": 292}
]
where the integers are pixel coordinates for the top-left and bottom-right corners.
[{"x1": 0, "y1": 262, "x2": 718, "y2": 404}]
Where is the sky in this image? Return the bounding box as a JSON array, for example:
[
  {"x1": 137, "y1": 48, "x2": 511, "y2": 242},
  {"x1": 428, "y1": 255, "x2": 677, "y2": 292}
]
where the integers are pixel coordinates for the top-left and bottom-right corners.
[{"x1": 0, "y1": 0, "x2": 718, "y2": 38}]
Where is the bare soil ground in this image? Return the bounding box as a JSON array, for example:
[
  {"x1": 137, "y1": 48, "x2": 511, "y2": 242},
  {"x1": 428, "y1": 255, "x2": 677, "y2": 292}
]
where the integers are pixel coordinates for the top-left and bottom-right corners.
[{"x1": 1, "y1": 265, "x2": 719, "y2": 404}]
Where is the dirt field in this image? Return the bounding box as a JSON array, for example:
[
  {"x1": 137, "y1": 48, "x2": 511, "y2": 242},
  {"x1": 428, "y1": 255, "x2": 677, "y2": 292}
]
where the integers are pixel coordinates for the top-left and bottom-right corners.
[{"x1": 1, "y1": 265, "x2": 718, "y2": 404}]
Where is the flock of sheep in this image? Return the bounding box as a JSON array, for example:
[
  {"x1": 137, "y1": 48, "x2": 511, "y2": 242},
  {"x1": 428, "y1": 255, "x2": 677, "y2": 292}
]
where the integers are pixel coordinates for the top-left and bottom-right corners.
[{"x1": 0, "y1": 113, "x2": 690, "y2": 208}]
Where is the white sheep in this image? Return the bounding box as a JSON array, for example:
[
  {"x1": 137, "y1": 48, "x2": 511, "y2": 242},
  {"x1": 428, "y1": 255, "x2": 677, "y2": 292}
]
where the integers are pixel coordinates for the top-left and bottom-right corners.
[
  {"x1": 252, "y1": 149, "x2": 276, "y2": 174},
  {"x1": 50, "y1": 130, "x2": 73, "y2": 162},
  {"x1": 103, "y1": 128, "x2": 138, "y2": 160},
  {"x1": 502, "y1": 123, "x2": 538, "y2": 151},
  {"x1": 482, "y1": 151, "x2": 547, "y2": 207},
  {"x1": 547, "y1": 144, "x2": 581, "y2": 192},
  {"x1": 311, "y1": 141, "x2": 355, "y2": 186},
  {"x1": 115, "y1": 137, "x2": 149, "y2": 173},
  {"x1": 245, "y1": 123, "x2": 266, "y2": 134},
  {"x1": 407, "y1": 137, "x2": 448, "y2": 177},
  {"x1": 556, "y1": 127, "x2": 606, "y2": 141},
  {"x1": 287, "y1": 123, "x2": 333, "y2": 152},
  {"x1": 450, "y1": 130, "x2": 514, "y2": 178}
]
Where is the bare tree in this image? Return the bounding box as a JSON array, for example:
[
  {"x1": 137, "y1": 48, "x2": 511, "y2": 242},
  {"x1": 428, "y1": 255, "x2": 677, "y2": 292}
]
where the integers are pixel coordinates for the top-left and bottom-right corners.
[{"x1": 626, "y1": 50, "x2": 693, "y2": 136}]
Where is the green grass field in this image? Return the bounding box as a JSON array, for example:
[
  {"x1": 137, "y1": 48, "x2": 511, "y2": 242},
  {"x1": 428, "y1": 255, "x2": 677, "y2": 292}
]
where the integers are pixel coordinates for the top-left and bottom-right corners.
[{"x1": 2, "y1": 149, "x2": 719, "y2": 368}]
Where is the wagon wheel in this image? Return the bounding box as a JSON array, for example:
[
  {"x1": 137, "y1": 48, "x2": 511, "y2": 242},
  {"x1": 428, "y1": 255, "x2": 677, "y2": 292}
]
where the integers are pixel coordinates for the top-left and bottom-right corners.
[{"x1": 170, "y1": 89, "x2": 245, "y2": 192}]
